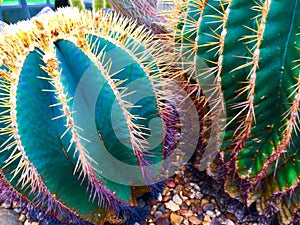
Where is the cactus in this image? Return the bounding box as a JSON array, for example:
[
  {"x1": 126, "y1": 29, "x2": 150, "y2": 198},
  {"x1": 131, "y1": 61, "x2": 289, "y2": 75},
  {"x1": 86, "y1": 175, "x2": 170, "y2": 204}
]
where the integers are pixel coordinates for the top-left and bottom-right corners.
[
  {"x1": 0, "y1": 7, "x2": 173, "y2": 224},
  {"x1": 107, "y1": 0, "x2": 169, "y2": 34},
  {"x1": 168, "y1": 0, "x2": 300, "y2": 224},
  {"x1": 69, "y1": 0, "x2": 111, "y2": 13}
]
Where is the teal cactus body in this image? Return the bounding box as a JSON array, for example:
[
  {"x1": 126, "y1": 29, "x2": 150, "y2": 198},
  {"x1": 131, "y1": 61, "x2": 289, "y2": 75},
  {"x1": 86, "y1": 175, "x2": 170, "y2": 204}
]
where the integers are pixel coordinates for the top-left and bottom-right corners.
[
  {"x1": 0, "y1": 8, "x2": 171, "y2": 224},
  {"x1": 170, "y1": 0, "x2": 300, "y2": 223}
]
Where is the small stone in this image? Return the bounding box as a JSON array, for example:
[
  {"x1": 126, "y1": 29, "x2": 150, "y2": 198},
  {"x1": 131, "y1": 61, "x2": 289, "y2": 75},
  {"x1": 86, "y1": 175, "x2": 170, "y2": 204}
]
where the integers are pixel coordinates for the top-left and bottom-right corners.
[
  {"x1": 134, "y1": 223, "x2": 140, "y2": 225},
  {"x1": 150, "y1": 205, "x2": 158, "y2": 215},
  {"x1": 155, "y1": 217, "x2": 170, "y2": 225},
  {"x1": 185, "y1": 199, "x2": 195, "y2": 206},
  {"x1": 165, "y1": 201, "x2": 180, "y2": 212},
  {"x1": 195, "y1": 192, "x2": 203, "y2": 199},
  {"x1": 224, "y1": 219, "x2": 235, "y2": 225},
  {"x1": 203, "y1": 203, "x2": 215, "y2": 212},
  {"x1": 206, "y1": 210, "x2": 215, "y2": 217},
  {"x1": 211, "y1": 218, "x2": 222, "y2": 225},
  {"x1": 19, "y1": 214, "x2": 26, "y2": 222},
  {"x1": 172, "y1": 194, "x2": 182, "y2": 206},
  {"x1": 0, "y1": 209, "x2": 23, "y2": 225},
  {"x1": 162, "y1": 195, "x2": 172, "y2": 202},
  {"x1": 1, "y1": 201, "x2": 11, "y2": 209},
  {"x1": 154, "y1": 211, "x2": 163, "y2": 218},
  {"x1": 166, "y1": 179, "x2": 176, "y2": 188},
  {"x1": 182, "y1": 219, "x2": 189, "y2": 225},
  {"x1": 188, "y1": 215, "x2": 201, "y2": 225},
  {"x1": 203, "y1": 215, "x2": 211, "y2": 222},
  {"x1": 201, "y1": 199, "x2": 209, "y2": 206},
  {"x1": 24, "y1": 220, "x2": 31, "y2": 225},
  {"x1": 13, "y1": 208, "x2": 22, "y2": 214},
  {"x1": 190, "y1": 183, "x2": 200, "y2": 191},
  {"x1": 162, "y1": 187, "x2": 170, "y2": 196},
  {"x1": 215, "y1": 210, "x2": 221, "y2": 216},
  {"x1": 157, "y1": 193, "x2": 163, "y2": 201},
  {"x1": 178, "y1": 209, "x2": 193, "y2": 217},
  {"x1": 157, "y1": 204, "x2": 166, "y2": 214},
  {"x1": 174, "y1": 185, "x2": 183, "y2": 194},
  {"x1": 170, "y1": 213, "x2": 183, "y2": 225}
]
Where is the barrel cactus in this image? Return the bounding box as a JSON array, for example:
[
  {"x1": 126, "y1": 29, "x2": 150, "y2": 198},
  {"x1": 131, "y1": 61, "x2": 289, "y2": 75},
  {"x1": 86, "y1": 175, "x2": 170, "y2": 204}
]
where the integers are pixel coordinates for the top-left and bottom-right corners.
[
  {"x1": 0, "y1": 7, "x2": 180, "y2": 224},
  {"x1": 169, "y1": 0, "x2": 300, "y2": 223}
]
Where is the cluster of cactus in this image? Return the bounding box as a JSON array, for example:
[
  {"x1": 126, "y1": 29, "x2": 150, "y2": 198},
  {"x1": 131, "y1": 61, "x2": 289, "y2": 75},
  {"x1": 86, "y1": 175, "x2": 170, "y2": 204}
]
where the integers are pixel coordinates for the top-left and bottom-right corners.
[
  {"x1": 0, "y1": 0, "x2": 300, "y2": 224},
  {"x1": 0, "y1": 6, "x2": 180, "y2": 224},
  {"x1": 166, "y1": 0, "x2": 300, "y2": 224}
]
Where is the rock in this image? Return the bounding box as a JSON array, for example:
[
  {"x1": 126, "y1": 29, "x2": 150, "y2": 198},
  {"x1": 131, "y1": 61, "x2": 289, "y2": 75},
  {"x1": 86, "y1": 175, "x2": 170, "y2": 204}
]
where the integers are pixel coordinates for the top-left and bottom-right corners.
[
  {"x1": 203, "y1": 215, "x2": 211, "y2": 223},
  {"x1": 182, "y1": 219, "x2": 189, "y2": 225},
  {"x1": 162, "y1": 187, "x2": 170, "y2": 196},
  {"x1": 0, "y1": 209, "x2": 23, "y2": 225},
  {"x1": 165, "y1": 201, "x2": 180, "y2": 212},
  {"x1": 178, "y1": 209, "x2": 193, "y2": 217},
  {"x1": 206, "y1": 210, "x2": 215, "y2": 217},
  {"x1": 19, "y1": 214, "x2": 26, "y2": 222},
  {"x1": 190, "y1": 183, "x2": 200, "y2": 191},
  {"x1": 156, "y1": 217, "x2": 170, "y2": 225},
  {"x1": 172, "y1": 194, "x2": 182, "y2": 206},
  {"x1": 154, "y1": 211, "x2": 163, "y2": 219},
  {"x1": 157, "y1": 204, "x2": 166, "y2": 214},
  {"x1": 157, "y1": 193, "x2": 163, "y2": 201},
  {"x1": 188, "y1": 215, "x2": 202, "y2": 224},
  {"x1": 1, "y1": 200, "x2": 11, "y2": 209},
  {"x1": 166, "y1": 179, "x2": 176, "y2": 188},
  {"x1": 224, "y1": 219, "x2": 235, "y2": 225},
  {"x1": 170, "y1": 213, "x2": 183, "y2": 225},
  {"x1": 203, "y1": 203, "x2": 215, "y2": 212}
]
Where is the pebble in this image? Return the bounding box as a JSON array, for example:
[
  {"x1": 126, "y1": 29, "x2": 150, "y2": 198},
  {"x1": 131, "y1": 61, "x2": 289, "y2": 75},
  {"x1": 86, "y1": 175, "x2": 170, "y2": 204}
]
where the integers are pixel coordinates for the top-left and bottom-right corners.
[
  {"x1": 206, "y1": 210, "x2": 215, "y2": 217},
  {"x1": 203, "y1": 203, "x2": 215, "y2": 211},
  {"x1": 154, "y1": 211, "x2": 163, "y2": 218},
  {"x1": 188, "y1": 215, "x2": 202, "y2": 224},
  {"x1": 172, "y1": 194, "x2": 182, "y2": 206},
  {"x1": 170, "y1": 213, "x2": 183, "y2": 225},
  {"x1": 225, "y1": 219, "x2": 235, "y2": 225},
  {"x1": 0, "y1": 208, "x2": 22, "y2": 225},
  {"x1": 166, "y1": 179, "x2": 176, "y2": 188},
  {"x1": 18, "y1": 214, "x2": 26, "y2": 222},
  {"x1": 165, "y1": 201, "x2": 180, "y2": 212},
  {"x1": 157, "y1": 193, "x2": 163, "y2": 202},
  {"x1": 155, "y1": 217, "x2": 170, "y2": 225},
  {"x1": 1, "y1": 201, "x2": 11, "y2": 209}
]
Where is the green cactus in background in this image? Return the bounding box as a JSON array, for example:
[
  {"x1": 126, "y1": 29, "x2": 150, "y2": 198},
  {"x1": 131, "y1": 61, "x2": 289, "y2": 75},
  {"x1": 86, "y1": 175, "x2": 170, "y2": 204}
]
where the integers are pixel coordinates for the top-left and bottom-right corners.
[
  {"x1": 69, "y1": 0, "x2": 111, "y2": 12},
  {"x1": 0, "y1": 7, "x2": 173, "y2": 224},
  {"x1": 168, "y1": 0, "x2": 300, "y2": 223},
  {"x1": 106, "y1": 0, "x2": 169, "y2": 34}
]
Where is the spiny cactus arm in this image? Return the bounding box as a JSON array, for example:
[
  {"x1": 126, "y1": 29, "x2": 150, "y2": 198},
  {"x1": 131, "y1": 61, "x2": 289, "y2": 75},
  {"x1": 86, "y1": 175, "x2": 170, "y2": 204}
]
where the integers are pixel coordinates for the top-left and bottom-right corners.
[
  {"x1": 68, "y1": 0, "x2": 85, "y2": 10},
  {"x1": 0, "y1": 51, "x2": 104, "y2": 223},
  {"x1": 235, "y1": 0, "x2": 300, "y2": 180},
  {"x1": 52, "y1": 40, "x2": 136, "y2": 203},
  {"x1": 85, "y1": 36, "x2": 164, "y2": 182},
  {"x1": 93, "y1": 0, "x2": 111, "y2": 12},
  {"x1": 109, "y1": 0, "x2": 168, "y2": 34}
]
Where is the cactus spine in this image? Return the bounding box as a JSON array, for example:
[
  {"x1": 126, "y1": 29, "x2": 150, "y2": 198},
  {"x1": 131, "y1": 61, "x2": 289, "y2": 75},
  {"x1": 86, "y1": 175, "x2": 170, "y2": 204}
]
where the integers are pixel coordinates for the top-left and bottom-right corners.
[
  {"x1": 168, "y1": 0, "x2": 300, "y2": 224},
  {"x1": 0, "y1": 7, "x2": 171, "y2": 224}
]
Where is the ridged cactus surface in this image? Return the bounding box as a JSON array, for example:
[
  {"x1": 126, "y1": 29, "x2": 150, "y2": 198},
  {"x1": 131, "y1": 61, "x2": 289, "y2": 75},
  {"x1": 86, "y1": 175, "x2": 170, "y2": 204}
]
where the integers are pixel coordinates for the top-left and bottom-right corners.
[
  {"x1": 0, "y1": 8, "x2": 169, "y2": 224},
  {"x1": 170, "y1": 0, "x2": 300, "y2": 223}
]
